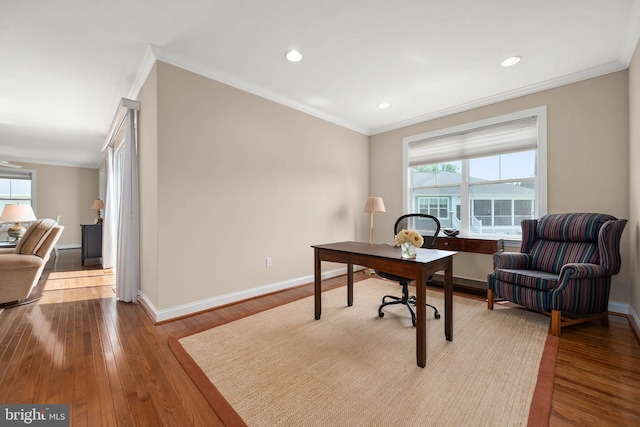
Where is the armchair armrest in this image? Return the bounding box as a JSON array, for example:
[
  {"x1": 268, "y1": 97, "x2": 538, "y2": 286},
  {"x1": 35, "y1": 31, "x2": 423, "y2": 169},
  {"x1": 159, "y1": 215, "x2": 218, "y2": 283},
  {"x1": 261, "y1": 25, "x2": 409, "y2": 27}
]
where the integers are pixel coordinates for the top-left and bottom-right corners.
[
  {"x1": 558, "y1": 263, "x2": 607, "y2": 282},
  {"x1": 493, "y1": 252, "x2": 530, "y2": 269}
]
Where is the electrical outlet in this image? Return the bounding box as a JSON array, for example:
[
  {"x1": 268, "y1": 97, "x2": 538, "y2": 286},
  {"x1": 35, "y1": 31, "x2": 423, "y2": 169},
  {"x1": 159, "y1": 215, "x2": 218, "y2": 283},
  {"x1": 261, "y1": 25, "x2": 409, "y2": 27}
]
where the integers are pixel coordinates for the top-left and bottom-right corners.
[{"x1": 266, "y1": 257, "x2": 272, "y2": 267}]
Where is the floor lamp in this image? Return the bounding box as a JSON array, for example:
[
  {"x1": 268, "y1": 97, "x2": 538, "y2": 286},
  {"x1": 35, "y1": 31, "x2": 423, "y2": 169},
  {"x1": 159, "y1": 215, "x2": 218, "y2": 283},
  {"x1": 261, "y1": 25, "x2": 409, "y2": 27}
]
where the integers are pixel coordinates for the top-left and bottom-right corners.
[{"x1": 364, "y1": 197, "x2": 386, "y2": 274}]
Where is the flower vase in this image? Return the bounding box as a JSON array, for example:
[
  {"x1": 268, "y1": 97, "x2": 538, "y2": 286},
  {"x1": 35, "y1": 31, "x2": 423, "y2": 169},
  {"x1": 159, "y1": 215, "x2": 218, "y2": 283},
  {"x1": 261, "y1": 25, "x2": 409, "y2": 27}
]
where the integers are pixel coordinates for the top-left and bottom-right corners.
[{"x1": 400, "y1": 241, "x2": 417, "y2": 259}]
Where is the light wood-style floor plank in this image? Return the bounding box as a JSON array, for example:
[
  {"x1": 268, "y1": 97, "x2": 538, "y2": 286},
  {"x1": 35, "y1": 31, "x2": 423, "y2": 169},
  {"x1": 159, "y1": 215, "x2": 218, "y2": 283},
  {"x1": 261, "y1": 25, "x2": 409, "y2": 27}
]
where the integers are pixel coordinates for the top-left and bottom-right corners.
[{"x1": 0, "y1": 248, "x2": 638, "y2": 425}]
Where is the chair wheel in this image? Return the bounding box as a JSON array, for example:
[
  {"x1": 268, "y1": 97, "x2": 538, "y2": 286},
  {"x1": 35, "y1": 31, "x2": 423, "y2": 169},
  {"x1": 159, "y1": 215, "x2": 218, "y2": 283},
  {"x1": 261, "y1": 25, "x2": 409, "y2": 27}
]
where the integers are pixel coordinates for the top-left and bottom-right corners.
[{"x1": 434, "y1": 313, "x2": 441, "y2": 319}]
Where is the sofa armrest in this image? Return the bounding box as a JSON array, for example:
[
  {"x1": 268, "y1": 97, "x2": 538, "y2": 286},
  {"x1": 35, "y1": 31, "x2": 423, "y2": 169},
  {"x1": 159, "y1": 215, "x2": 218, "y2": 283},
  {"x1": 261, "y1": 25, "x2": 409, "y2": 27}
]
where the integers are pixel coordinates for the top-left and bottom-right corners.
[
  {"x1": 493, "y1": 252, "x2": 530, "y2": 269},
  {"x1": 0, "y1": 254, "x2": 44, "y2": 271},
  {"x1": 0, "y1": 247, "x2": 15, "y2": 255}
]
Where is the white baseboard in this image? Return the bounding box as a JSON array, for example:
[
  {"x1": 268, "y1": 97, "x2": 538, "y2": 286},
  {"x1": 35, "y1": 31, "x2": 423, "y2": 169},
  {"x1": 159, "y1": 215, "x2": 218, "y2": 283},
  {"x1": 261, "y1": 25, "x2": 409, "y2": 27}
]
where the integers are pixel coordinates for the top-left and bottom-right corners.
[
  {"x1": 139, "y1": 266, "x2": 363, "y2": 323},
  {"x1": 608, "y1": 300, "x2": 630, "y2": 315},
  {"x1": 57, "y1": 244, "x2": 81, "y2": 249}
]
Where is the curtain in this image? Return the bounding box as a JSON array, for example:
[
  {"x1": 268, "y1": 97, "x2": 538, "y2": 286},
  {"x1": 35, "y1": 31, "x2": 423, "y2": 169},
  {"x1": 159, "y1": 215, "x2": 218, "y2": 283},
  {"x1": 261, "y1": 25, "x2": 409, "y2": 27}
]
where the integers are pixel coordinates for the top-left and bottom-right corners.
[
  {"x1": 115, "y1": 109, "x2": 140, "y2": 302},
  {"x1": 102, "y1": 146, "x2": 118, "y2": 269}
]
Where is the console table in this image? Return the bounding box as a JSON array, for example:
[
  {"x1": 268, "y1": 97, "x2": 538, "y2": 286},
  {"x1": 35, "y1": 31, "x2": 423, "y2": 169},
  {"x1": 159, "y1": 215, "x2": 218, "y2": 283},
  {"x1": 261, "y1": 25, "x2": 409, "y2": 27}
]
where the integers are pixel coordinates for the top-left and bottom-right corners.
[
  {"x1": 81, "y1": 224, "x2": 102, "y2": 265},
  {"x1": 432, "y1": 235, "x2": 504, "y2": 254},
  {"x1": 429, "y1": 236, "x2": 504, "y2": 291}
]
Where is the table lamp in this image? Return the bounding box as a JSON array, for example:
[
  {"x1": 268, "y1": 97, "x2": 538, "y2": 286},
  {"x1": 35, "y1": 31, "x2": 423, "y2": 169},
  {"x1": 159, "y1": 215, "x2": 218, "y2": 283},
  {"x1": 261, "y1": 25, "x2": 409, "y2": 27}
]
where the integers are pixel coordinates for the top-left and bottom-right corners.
[
  {"x1": 0, "y1": 204, "x2": 37, "y2": 242},
  {"x1": 91, "y1": 199, "x2": 104, "y2": 224}
]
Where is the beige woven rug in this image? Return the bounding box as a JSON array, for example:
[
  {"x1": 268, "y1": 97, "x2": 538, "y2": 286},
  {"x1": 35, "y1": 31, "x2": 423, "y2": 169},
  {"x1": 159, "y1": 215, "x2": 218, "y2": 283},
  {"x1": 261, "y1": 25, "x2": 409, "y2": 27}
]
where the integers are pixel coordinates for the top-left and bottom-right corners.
[{"x1": 171, "y1": 278, "x2": 557, "y2": 426}]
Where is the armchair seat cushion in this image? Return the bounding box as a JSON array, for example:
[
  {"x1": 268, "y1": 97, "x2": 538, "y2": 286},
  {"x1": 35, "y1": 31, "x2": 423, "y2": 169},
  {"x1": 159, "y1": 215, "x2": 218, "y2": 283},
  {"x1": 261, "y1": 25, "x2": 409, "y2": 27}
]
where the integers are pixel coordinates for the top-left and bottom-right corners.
[{"x1": 491, "y1": 269, "x2": 559, "y2": 291}]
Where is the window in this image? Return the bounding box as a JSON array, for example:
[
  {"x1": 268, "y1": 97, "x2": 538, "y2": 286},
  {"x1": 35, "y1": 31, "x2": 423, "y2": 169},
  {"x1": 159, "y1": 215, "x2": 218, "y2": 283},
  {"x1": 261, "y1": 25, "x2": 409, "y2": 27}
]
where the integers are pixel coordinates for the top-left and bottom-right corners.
[
  {"x1": 0, "y1": 169, "x2": 35, "y2": 241},
  {"x1": 0, "y1": 171, "x2": 34, "y2": 213},
  {"x1": 403, "y1": 107, "x2": 546, "y2": 238}
]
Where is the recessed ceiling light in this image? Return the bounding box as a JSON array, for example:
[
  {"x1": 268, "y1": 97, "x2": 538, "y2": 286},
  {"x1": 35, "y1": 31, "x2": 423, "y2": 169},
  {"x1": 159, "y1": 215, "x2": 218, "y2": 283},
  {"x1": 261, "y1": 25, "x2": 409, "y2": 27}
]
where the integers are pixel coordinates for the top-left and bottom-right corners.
[
  {"x1": 378, "y1": 102, "x2": 390, "y2": 109},
  {"x1": 501, "y1": 56, "x2": 522, "y2": 67},
  {"x1": 285, "y1": 50, "x2": 303, "y2": 62}
]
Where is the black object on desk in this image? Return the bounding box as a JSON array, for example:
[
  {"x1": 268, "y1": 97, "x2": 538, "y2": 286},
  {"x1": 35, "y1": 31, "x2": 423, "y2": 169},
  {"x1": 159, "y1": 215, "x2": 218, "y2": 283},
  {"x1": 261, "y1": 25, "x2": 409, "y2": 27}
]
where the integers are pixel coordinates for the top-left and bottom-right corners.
[{"x1": 81, "y1": 224, "x2": 102, "y2": 265}]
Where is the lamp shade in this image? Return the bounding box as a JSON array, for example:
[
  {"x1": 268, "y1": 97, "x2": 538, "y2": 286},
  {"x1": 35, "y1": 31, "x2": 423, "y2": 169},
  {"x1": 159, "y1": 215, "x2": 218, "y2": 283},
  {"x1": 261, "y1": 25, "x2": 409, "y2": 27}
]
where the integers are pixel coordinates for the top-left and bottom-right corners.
[
  {"x1": 0, "y1": 204, "x2": 36, "y2": 222},
  {"x1": 91, "y1": 199, "x2": 104, "y2": 210},
  {"x1": 364, "y1": 197, "x2": 386, "y2": 213}
]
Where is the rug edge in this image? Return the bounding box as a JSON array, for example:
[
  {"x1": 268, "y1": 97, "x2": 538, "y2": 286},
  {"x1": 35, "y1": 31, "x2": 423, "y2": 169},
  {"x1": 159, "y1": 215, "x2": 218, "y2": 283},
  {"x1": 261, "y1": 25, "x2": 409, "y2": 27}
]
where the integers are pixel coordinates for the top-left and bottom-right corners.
[
  {"x1": 168, "y1": 335, "x2": 248, "y2": 427},
  {"x1": 527, "y1": 333, "x2": 559, "y2": 427}
]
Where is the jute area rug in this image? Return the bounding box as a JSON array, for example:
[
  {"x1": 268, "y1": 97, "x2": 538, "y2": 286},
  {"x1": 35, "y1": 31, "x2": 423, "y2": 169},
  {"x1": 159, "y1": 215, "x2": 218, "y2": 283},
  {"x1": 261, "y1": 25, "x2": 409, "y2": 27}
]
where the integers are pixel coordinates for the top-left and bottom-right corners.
[{"x1": 170, "y1": 278, "x2": 557, "y2": 426}]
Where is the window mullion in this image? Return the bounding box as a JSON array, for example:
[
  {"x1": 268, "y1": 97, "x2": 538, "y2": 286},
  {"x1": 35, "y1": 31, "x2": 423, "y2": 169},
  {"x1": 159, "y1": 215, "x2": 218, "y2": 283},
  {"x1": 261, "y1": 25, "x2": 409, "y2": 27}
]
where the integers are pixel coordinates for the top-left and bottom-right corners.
[{"x1": 460, "y1": 160, "x2": 470, "y2": 235}]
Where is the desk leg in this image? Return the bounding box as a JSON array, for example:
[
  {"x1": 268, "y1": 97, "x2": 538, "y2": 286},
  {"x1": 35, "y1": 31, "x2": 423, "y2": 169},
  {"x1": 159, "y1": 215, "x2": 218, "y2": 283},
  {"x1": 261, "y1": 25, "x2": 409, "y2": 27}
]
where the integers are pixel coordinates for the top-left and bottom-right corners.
[
  {"x1": 416, "y1": 270, "x2": 426, "y2": 368},
  {"x1": 347, "y1": 263, "x2": 353, "y2": 306},
  {"x1": 444, "y1": 259, "x2": 453, "y2": 341},
  {"x1": 314, "y1": 248, "x2": 322, "y2": 320}
]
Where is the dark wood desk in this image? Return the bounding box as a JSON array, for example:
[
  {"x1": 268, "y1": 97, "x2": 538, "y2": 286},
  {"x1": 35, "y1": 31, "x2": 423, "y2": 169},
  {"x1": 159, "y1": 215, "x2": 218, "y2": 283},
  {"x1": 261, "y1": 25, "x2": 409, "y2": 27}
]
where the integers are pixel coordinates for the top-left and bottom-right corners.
[{"x1": 312, "y1": 241, "x2": 457, "y2": 368}]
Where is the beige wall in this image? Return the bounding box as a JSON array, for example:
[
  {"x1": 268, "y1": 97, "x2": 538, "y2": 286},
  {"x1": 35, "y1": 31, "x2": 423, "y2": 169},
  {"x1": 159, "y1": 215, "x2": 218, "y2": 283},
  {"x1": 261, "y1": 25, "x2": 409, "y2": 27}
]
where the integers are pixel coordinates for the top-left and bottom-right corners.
[
  {"x1": 138, "y1": 61, "x2": 369, "y2": 313},
  {"x1": 370, "y1": 71, "x2": 631, "y2": 307},
  {"x1": 629, "y1": 40, "x2": 640, "y2": 322},
  {"x1": 138, "y1": 63, "x2": 160, "y2": 307},
  {"x1": 19, "y1": 162, "x2": 99, "y2": 246}
]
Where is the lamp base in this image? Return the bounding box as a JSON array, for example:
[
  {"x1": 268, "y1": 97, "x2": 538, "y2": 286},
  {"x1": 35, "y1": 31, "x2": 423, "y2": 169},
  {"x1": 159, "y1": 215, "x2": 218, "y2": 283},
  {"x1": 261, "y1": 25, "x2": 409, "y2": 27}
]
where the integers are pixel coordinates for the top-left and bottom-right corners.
[{"x1": 7, "y1": 223, "x2": 26, "y2": 242}]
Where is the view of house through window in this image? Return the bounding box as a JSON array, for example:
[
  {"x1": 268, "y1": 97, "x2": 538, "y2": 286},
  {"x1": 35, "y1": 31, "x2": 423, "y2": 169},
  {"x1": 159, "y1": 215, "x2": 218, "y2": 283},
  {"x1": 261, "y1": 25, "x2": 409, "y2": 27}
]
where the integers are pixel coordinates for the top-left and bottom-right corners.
[{"x1": 406, "y1": 107, "x2": 546, "y2": 238}]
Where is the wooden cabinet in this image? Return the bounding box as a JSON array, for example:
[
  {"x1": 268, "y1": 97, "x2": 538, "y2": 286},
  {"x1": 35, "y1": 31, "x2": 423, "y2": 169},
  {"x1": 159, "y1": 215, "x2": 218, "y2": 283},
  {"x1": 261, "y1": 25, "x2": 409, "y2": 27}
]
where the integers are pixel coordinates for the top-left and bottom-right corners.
[{"x1": 81, "y1": 224, "x2": 102, "y2": 266}]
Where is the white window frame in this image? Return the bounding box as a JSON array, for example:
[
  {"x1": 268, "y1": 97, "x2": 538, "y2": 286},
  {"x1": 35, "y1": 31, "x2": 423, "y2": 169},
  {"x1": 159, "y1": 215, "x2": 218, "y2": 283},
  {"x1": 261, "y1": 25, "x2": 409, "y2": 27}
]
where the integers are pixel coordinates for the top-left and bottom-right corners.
[{"x1": 402, "y1": 106, "x2": 547, "y2": 241}]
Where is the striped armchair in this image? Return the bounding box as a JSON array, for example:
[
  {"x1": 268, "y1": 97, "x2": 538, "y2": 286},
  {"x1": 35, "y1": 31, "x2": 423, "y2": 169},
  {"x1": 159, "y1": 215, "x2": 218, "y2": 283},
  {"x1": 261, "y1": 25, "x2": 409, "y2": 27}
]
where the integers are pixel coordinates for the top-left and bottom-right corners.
[{"x1": 487, "y1": 213, "x2": 627, "y2": 336}]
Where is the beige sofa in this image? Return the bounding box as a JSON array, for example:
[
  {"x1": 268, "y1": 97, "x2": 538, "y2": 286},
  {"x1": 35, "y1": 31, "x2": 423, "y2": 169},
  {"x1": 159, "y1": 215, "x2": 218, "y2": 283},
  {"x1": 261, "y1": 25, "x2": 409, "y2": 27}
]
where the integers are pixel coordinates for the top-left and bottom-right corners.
[{"x1": 0, "y1": 219, "x2": 64, "y2": 305}]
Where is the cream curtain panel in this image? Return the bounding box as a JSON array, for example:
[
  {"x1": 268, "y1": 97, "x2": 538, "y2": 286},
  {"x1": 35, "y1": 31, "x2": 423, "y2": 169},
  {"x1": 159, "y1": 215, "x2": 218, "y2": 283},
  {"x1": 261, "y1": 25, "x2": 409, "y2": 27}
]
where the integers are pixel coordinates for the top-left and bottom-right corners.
[{"x1": 102, "y1": 98, "x2": 140, "y2": 303}]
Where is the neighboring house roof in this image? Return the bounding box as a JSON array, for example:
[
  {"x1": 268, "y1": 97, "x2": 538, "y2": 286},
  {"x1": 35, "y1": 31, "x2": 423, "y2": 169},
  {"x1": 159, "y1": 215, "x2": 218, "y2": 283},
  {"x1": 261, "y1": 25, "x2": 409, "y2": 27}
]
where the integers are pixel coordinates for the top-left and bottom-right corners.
[{"x1": 412, "y1": 171, "x2": 534, "y2": 197}]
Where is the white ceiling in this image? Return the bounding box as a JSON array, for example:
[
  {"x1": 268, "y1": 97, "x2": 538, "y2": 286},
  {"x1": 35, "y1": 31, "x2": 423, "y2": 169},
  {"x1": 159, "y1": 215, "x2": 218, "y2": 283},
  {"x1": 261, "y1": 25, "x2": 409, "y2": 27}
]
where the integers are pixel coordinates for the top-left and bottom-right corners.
[{"x1": 1, "y1": 0, "x2": 639, "y2": 169}]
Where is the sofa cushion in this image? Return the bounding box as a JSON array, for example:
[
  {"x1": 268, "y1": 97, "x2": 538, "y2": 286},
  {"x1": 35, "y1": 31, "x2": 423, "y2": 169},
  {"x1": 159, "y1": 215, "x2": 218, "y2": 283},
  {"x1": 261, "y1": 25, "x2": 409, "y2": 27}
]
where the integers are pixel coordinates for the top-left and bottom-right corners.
[
  {"x1": 16, "y1": 218, "x2": 57, "y2": 256},
  {"x1": 492, "y1": 268, "x2": 559, "y2": 291}
]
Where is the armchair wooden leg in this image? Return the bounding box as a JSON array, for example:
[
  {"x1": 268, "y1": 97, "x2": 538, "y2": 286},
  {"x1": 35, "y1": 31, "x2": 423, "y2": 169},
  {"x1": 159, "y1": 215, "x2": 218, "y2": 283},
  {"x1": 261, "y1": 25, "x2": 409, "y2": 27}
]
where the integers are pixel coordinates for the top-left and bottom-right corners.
[
  {"x1": 601, "y1": 311, "x2": 609, "y2": 327},
  {"x1": 487, "y1": 289, "x2": 494, "y2": 310},
  {"x1": 551, "y1": 310, "x2": 561, "y2": 336}
]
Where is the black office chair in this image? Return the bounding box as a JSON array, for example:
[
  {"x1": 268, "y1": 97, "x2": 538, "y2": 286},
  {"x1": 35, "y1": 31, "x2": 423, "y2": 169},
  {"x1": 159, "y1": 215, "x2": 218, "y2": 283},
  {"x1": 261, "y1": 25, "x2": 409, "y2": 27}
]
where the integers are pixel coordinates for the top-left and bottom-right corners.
[{"x1": 376, "y1": 213, "x2": 441, "y2": 326}]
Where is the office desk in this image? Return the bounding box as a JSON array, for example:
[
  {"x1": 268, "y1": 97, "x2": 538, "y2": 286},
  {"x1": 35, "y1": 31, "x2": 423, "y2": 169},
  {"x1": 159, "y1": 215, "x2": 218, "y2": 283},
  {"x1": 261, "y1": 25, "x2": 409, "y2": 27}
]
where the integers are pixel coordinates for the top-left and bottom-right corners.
[{"x1": 312, "y1": 241, "x2": 456, "y2": 368}]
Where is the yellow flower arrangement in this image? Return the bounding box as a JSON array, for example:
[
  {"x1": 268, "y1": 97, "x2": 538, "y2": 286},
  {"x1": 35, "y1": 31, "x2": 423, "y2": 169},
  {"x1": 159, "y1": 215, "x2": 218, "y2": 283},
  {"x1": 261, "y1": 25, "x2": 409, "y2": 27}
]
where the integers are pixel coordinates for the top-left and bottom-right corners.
[{"x1": 394, "y1": 229, "x2": 424, "y2": 248}]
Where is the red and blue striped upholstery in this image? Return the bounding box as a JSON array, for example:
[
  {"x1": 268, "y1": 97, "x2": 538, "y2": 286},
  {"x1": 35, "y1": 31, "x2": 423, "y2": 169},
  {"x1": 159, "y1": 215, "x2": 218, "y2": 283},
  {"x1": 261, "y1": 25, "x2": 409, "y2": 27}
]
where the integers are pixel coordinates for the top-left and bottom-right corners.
[{"x1": 488, "y1": 213, "x2": 626, "y2": 314}]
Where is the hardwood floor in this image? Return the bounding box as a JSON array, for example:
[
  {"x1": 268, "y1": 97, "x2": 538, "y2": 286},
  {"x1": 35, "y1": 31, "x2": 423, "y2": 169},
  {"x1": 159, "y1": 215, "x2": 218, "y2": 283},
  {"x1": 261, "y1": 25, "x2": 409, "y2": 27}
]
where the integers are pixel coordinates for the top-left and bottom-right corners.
[{"x1": 0, "y1": 248, "x2": 638, "y2": 426}]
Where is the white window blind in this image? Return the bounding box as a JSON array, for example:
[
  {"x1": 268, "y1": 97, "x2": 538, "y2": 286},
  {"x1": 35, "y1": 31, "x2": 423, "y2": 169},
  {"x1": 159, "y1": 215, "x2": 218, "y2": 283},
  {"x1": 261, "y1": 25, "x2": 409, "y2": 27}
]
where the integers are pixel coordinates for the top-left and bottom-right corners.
[{"x1": 408, "y1": 116, "x2": 538, "y2": 167}]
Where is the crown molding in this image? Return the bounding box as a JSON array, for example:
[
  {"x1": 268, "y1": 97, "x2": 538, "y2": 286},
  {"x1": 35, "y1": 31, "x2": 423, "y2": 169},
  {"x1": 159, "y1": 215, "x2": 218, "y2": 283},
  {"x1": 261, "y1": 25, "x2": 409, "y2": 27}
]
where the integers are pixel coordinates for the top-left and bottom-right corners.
[
  {"x1": 128, "y1": 45, "x2": 157, "y2": 100},
  {"x1": 131, "y1": 46, "x2": 630, "y2": 139},
  {"x1": 145, "y1": 45, "x2": 369, "y2": 136},
  {"x1": 370, "y1": 60, "x2": 627, "y2": 136}
]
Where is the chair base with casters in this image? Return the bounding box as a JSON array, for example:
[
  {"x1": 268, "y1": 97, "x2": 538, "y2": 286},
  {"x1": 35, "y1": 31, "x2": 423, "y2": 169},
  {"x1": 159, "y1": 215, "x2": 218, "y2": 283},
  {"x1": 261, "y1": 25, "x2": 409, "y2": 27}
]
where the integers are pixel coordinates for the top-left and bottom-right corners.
[
  {"x1": 377, "y1": 273, "x2": 440, "y2": 326},
  {"x1": 375, "y1": 213, "x2": 442, "y2": 326}
]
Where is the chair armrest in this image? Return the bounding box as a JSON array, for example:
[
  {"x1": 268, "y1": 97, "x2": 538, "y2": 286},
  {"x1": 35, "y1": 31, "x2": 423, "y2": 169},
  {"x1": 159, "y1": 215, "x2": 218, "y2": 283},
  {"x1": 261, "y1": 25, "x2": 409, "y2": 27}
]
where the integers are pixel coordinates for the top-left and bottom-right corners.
[
  {"x1": 558, "y1": 263, "x2": 607, "y2": 282},
  {"x1": 493, "y1": 252, "x2": 530, "y2": 269}
]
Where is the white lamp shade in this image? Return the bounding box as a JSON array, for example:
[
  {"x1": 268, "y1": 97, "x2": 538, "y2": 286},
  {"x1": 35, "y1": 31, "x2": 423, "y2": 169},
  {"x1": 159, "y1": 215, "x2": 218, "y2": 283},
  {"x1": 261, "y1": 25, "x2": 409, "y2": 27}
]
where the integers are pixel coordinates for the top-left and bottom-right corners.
[
  {"x1": 0, "y1": 204, "x2": 37, "y2": 222},
  {"x1": 364, "y1": 197, "x2": 386, "y2": 213}
]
